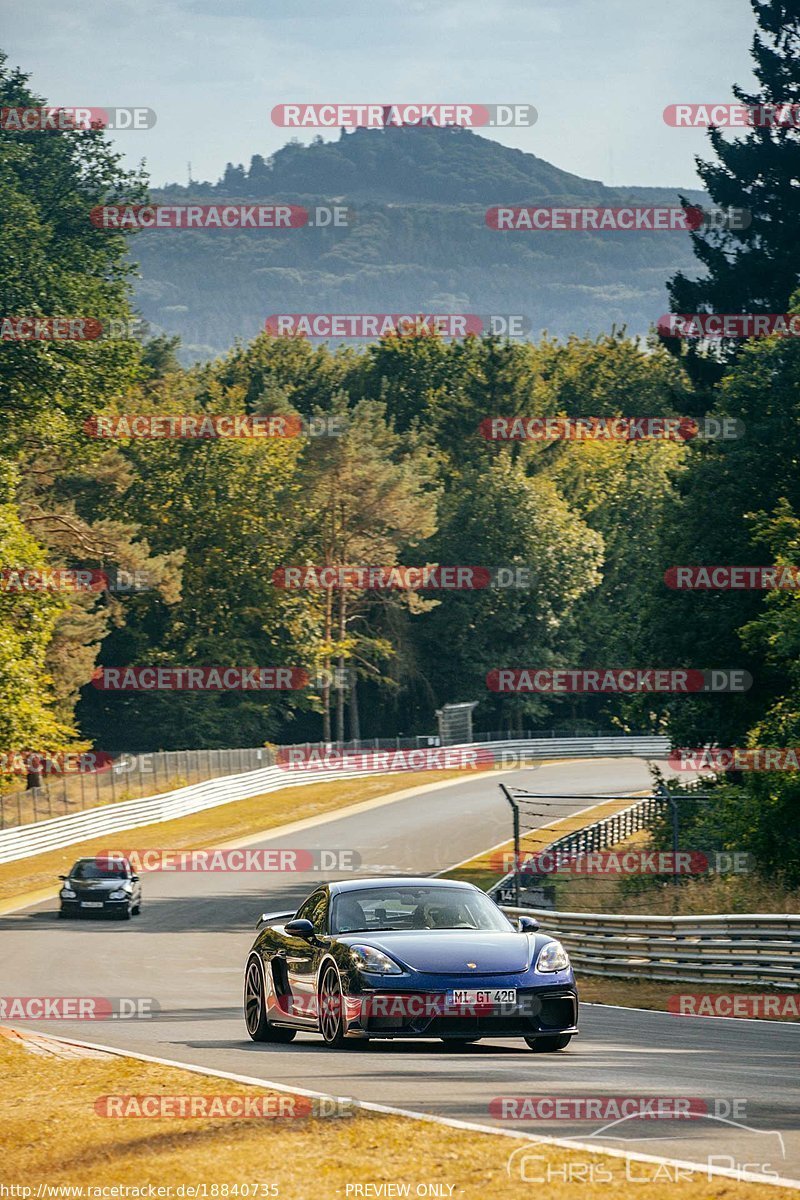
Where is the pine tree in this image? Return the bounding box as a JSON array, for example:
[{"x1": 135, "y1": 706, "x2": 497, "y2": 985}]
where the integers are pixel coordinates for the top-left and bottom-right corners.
[{"x1": 666, "y1": 1, "x2": 800, "y2": 381}]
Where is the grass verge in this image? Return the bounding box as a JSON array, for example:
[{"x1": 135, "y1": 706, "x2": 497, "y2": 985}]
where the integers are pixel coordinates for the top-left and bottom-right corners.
[
  {"x1": 0, "y1": 1027, "x2": 795, "y2": 1199},
  {"x1": 577, "y1": 976, "x2": 800, "y2": 1021}
]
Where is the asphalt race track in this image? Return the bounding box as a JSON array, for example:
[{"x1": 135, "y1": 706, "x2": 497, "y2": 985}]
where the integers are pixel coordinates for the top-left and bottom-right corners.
[{"x1": 1, "y1": 758, "x2": 798, "y2": 1183}]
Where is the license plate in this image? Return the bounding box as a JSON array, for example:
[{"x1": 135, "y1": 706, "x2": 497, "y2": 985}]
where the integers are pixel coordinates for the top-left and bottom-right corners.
[
  {"x1": 446, "y1": 988, "x2": 517, "y2": 1005},
  {"x1": 80, "y1": 901, "x2": 104, "y2": 908}
]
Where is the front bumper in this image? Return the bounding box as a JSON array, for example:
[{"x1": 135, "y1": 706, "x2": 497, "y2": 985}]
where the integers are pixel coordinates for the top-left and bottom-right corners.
[
  {"x1": 60, "y1": 896, "x2": 130, "y2": 915},
  {"x1": 342, "y1": 981, "x2": 578, "y2": 1039}
]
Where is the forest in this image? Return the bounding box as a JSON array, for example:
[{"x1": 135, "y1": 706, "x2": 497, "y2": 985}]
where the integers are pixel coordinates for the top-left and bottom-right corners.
[{"x1": 2, "y1": 0, "x2": 800, "y2": 882}]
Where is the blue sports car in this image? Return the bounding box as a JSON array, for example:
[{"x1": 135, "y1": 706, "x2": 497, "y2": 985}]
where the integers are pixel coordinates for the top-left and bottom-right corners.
[{"x1": 243, "y1": 877, "x2": 578, "y2": 1050}]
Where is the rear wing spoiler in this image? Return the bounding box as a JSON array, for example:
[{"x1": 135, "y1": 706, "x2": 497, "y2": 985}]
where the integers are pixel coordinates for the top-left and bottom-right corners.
[{"x1": 256, "y1": 909, "x2": 294, "y2": 930}]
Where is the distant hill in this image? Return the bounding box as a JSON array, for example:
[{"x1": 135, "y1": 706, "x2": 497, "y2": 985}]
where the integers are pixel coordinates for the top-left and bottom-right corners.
[{"x1": 132, "y1": 125, "x2": 706, "y2": 360}]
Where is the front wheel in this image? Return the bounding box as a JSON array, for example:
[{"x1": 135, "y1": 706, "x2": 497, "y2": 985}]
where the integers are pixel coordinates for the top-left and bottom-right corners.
[
  {"x1": 524, "y1": 1034, "x2": 572, "y2": 1052},
  {"x1": 318, "y1": 964, "x2": 347, "y2": 1048},
  {"x1": 244, "y1": 956, "x2": 296, "y2": 1043}
]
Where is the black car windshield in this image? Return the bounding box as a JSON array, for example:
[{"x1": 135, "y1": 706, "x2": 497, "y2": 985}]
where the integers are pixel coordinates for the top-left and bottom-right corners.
[
  {"x1": 330, "y1": 886, "x2": 512, "y2": 934},
  {"x1": 70, "y1": 862, "x2": 128, "y2": 881}
]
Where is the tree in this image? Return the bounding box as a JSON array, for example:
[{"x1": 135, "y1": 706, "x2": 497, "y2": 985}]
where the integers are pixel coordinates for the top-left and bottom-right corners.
[
  {"x1": 414, "y1": 456, "x2": 603, "y2": 731},
  {"x1": 0, "y1": 54, "x2": 154, "y2": 754},
  {"x1": 0, "y1": 54, "x2": 146, "y2": 450},
  {"x1": 666, "y1": 1, "x2": 800, "y2": 383},
  {"x1": 648, "y1": 306, "x2": 800, "y2": 747},
  {"x1": 77, "y1": 372, "x2": 304, "y2": 750},
  {"x1": 297, "y1": 394, "x2": 439, "y2": 741}
]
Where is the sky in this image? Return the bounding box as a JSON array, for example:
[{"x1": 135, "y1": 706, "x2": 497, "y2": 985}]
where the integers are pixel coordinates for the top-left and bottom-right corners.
[{"x1": 1, "y1": 0, "x2": 758, "y2": 190}]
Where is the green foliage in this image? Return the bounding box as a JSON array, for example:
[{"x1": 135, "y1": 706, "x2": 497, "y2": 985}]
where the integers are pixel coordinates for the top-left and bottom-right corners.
[{"x1": 667, "y1": 0, "x2": 800, "y2": 384}]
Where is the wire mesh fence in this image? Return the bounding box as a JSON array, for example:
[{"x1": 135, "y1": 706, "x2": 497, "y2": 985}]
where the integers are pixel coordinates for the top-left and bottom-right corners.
[
  {"x1": 0, "y1": 729, "x2": 660, "y2": 831},
  {"x1": 0, "y1": 747, "x2": 273, "y2": 830},
  {"x1": 488, "y1": 788, "x2": 732, "y2": 913}
]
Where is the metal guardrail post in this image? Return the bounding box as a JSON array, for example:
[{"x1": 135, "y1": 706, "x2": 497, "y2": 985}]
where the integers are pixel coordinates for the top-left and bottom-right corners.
[
  {"x1": 655, "y1": 781, "x2": 681, "y2": 906},
  {"x1": 499, "y1": 784, "x2": 521, "y2": 906}
]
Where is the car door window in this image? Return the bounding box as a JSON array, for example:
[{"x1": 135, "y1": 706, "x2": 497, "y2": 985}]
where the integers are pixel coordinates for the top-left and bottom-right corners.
[{"x1": 295, "y1": 889, "x2": 328, "y2": 934}]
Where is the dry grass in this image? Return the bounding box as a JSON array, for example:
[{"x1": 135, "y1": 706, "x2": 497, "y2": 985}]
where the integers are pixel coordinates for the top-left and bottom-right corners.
[
  {"x1": 577, "y1": 976, "x2": 800, "y2": 1021},
  {"x1": 549, "y1": 827, "x2": 800, "y2": 918},
  {"x1": 0, "y1": 770, "x2": 470, "y2": 904},
  {"x1": 0, "y1": 1029, "x2": 795, "y2": 1199}
]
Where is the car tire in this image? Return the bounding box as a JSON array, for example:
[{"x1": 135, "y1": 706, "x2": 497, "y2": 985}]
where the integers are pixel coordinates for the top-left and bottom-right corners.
[
  {"x1": 524, "y1": 1034, "x2": 572, "y2": 1052},
  {"x1": 244, "y1": 956, "x2": 296, "y2": 1043},
  {"x1": 318, "y1": 964, "x2": 347, "y2": 1048},
  {"x1": 132, "y1": 901, "x2": 141, "y2": 915}
]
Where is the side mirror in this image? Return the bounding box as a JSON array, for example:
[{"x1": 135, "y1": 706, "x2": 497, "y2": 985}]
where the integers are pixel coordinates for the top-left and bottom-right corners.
[
  {"x1": 58, "y1": 875, "x2": 68, "y2": 881},
  {"x1": 517, "y1": 915, "x2": 539, "y2": 932},
  {"x1": 285, "y1": 918, "x2": 316, "y2": 940},
  {"x1": 131, "y1": 874, "x2": 140, "y2": 882}
]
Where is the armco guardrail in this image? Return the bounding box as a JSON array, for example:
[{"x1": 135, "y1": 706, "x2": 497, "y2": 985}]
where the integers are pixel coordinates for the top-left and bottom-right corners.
[
  {"x1": 501, "y1": 907, "x2": 800, "y2": 988},
  {"x1": 0, "y1": 735, "x2": 669, "y2": 864},
  {"x1": 476, "y1": 735, "x2": 669, "y2": 763}
]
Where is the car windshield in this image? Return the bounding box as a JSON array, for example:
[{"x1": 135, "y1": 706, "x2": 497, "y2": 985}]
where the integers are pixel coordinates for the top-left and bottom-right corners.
[
  {"x1": 330, "y1": 886, "x2": 512, "y2": 934},
  {"x1": 70, "y1": 861, "x2": 128, "y2": 881}
]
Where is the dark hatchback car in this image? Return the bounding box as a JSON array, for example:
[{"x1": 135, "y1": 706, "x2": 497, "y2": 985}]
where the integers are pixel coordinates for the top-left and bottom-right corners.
[{"x1": 59, "y1": 857, "x2": 142, "y2": 919}]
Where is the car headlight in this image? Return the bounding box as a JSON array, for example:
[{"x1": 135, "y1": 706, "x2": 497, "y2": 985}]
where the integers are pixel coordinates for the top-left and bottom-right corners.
[
  {"x1": 350, "y1": 945, "x2": 403, "y2": 975},
  {"x1": 536, "y1": 940, "x2": 570, "y2": 973},
  {"x1": 108, "y1": 889, "x2": 129, "y2": 900},
  {"x1": 60, "y1": 888, "x2": 76, "y2": 899}
]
